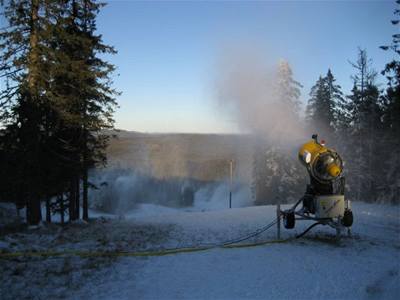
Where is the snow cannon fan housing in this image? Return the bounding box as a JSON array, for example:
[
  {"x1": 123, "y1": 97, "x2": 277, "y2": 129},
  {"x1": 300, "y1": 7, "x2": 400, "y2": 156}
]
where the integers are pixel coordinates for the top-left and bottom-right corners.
[
  {"x1": 298, "y1": 136, "x2": 351, "y2": 221},
  {"x1": 298, "y1": 138, "x2": 343, "y2": 184}
]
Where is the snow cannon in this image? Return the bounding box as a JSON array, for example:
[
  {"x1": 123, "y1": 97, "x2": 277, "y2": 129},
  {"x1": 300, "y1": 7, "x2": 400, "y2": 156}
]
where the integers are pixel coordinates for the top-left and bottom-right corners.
[
  {"x1": 280, "y1": 134, "x2": 353, "y2": 239},
  {"x1": 298, "y1": 135, "x2": 342, "y2": 184}
]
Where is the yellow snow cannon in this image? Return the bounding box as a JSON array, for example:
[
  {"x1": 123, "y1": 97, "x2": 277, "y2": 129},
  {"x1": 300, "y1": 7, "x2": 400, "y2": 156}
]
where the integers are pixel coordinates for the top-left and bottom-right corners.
[
  {"x1": 298, "y1": 136, "x2": 343, "y2": 183},
  {"x1": 280, "y1": 134, "x2": 353, "y2": 240}
]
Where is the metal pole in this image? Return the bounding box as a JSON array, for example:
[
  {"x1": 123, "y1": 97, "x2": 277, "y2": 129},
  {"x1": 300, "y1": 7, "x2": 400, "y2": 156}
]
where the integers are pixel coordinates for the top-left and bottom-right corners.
[
  {"x1": 277, "y1": 204, "x2": 281, "y2": 240},
  {"x1": 229, "y1": 160, "x2": 233, "y2": 209}
]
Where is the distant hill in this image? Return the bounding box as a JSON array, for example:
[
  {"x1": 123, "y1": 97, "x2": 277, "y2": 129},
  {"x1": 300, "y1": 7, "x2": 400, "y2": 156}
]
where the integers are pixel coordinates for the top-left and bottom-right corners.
[{"x1": 105, "y1": 131, "x2": 257, "y2": 183}]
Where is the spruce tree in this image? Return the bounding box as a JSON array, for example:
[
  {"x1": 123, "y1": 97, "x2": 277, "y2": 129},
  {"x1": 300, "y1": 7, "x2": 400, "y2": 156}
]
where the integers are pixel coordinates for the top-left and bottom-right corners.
[
  {"x1": 252, "y1": 145, "x2": 306, "y2": 205},
  {"x1": 0, "y1": 0, "x2": 56, "y2": 224},
  {"x1": 306, "y1": 75, "x2": 333, "y2": 138},
  {"x1": 306, "y1": 70, "x2": 346, "y2": 142},
  {"x1": 75, "y1": 0, "x2": 118, "y2": 220},
  {"x1": 252, "y1": 60, "x2": 304, "y2": 205},
  {"x1": 346, "y1": 49, "x2": 381, "y2": 202},
  {"x1": 0, "y1": 0, "x2": 118, "y2": 223},
  {"x1": 380, "y1": 0, "x2": 400, "y2": 203},
  {"x1": 275, "y1": 60, "x2": 302, "y2": 120},
  {"x1": 43, "y1": 0, "x2": 118, "y2": 221}
]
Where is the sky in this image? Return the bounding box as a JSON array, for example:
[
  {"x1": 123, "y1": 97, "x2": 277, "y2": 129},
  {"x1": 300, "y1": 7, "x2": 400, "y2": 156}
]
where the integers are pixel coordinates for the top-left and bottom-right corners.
[
  {"x1": 96, "y1": 0, "x2": 397, "y2": 134},
  {"x1": 2, "y1": 0, "x2": 396, "y2": 133}
]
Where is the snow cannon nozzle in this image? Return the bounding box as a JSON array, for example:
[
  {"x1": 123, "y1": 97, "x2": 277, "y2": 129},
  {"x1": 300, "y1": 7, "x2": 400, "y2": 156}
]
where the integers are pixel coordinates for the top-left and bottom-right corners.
[{"x1": 312, "y1": 134, "x2": 318, "y2": 143}]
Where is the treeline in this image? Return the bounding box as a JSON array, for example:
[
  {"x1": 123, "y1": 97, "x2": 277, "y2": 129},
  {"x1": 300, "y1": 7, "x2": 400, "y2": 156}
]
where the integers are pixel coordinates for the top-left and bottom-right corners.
[
  {"x1": 253, "y1": 2, "x2": 400, "y2": 205},
  {"x1": 306, "y1": 47, "x2": 399, "y2": 203},
  {"x1": 0, "y1": 0, "x2": 118, "y2": 225}
]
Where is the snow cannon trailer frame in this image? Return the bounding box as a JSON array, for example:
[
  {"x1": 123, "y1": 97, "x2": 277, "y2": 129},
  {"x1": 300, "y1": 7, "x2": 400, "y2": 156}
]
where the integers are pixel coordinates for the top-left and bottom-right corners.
[{"x1": 276, "y1": 195, "x2": 354, "y2": 240}]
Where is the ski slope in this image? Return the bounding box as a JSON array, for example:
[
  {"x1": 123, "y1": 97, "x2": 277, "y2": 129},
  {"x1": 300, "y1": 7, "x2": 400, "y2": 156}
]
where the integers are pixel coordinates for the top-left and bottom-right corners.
[
  {"x1": 75, "y1": 202, "x2": 400, "y2": 300},
  {"x1": 1, "y1": 202, "x2": 399, "y2": 299}
]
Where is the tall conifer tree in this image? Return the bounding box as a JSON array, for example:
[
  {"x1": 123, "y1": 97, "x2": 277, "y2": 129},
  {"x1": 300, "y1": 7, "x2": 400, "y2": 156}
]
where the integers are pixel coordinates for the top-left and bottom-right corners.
[
  {"x1": 0, "y1": 0, "x2": 118, "y2": 223},
  {"x1": 306, "y1": 70, "x2": 345, "y2": 141},
  {"x1": 252, "y1": 60, "x2": 304, "y2": 205},
  {"x1": 380, "y1": 0, "x2": 400, "y2": 203},
  {"x1": 346, "y1": 49, "x2": 381, "y2": 202}
]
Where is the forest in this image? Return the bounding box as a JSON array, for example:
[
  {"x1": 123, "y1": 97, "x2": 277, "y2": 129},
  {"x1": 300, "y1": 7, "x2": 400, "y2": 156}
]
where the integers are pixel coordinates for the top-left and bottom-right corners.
[
  {"x1": 252, "y1": 46, "x2": 400, "y2": 206},
  {"x1": 0, "y1": 0, "x2": 118, "y2": 225},
  {"x1": 0, "y1": 0, "x2": 399, "y2": 228}
]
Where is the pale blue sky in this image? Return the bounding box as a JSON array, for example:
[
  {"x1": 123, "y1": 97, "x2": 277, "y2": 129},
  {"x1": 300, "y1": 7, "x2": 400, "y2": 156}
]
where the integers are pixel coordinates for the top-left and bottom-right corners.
[
  {"x1": 2, "y1": 1, "x2": 396, "y2": 133},
  {"x1": 97, "y1": 0, "x2": 396, "y2": 133}
]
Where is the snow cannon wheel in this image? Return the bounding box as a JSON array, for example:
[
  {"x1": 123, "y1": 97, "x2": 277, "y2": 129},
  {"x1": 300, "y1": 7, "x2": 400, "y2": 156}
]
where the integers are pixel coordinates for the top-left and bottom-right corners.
[
  {"x1": 284, "y1": 212, "x2": 295, "y2": 229},
  {"x1": 342, "y1": 209, "x2": 353, "y2": 227}
]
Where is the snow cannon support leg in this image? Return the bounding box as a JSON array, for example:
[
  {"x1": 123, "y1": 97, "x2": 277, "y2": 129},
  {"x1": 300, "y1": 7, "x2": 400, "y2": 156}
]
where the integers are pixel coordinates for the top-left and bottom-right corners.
[
  {"x1": 336, "y1": 226, "x2": 341, "y2": 241},
  {"x1": 335, "y1": 217, "x2": 343, "y2": 242}
]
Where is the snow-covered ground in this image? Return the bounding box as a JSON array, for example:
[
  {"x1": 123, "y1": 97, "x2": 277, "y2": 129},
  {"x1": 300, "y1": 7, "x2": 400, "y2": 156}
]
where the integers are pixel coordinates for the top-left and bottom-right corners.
[{"x1": 1, "y1": 202, "x2": 399, "y2": 299}]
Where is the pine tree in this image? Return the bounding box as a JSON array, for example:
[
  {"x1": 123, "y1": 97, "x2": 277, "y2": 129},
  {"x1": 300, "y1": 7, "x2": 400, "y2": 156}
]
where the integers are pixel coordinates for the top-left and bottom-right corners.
[
  {"x1": 305, "y1": 76, "x2": 326, "y2": 128},
  {"x1": 380, "y1": 0, "x2": 400, "y2": 203},
  {"x1": 74, "y1": 0, "x2": 118, "y2": 220},
  {"x1": 0, "y1": 0, "x2": 118, "y2": 223},
  {"x1": 0, "y1": 0, "x2": 78, "y2": 223},
  {"x1": 43, "y1": 0, "x2": 118, "y2": 221},
  {"x1": 252, "y1": 60, "x2": 304, "y2": 205},
  {"x1": 252, "y1": 145, "x2": 306, "y2": 205},
  {"x1": 306, "y1": 70, "x2": 345, "y2": 141},
  {"x1": 0, "y1": 0, "x2": 56, "y2": 224},
  {"x1": 275, "y1": 60, "x2": 302, "y2": 120},
  {"x1": 346, "y1": 49, "x2": 382, "y2": 202}
]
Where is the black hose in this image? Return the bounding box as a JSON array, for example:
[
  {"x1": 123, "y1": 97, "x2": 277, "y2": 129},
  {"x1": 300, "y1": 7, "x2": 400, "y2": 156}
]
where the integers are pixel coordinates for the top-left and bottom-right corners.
[
  {"x1": 289, "y1": 196, "x2": 305, "y2": 212},
  {"x1": 167, "y1": 218, "x2": 279, "y2": 252},
  {"x1": 296, "y1": 222, "x2": 323, "y2": 239},
  {"x1": 222, "y1": 219, "x2": 278, "y2": 246}
]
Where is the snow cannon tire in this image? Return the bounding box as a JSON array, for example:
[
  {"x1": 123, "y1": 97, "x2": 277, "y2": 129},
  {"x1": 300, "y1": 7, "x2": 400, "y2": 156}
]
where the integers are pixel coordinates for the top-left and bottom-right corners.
[
  {"x1": 284, "y1": 212, "x2": 295, "y2": 229},
  {"x1": 342, "y1": 209, "x2": 353, "y2": 227}
]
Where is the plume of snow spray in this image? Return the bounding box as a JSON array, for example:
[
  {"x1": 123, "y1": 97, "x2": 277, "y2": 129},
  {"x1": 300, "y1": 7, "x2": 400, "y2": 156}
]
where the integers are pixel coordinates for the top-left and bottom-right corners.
[{"x1": 215, "y1": 45, "x2": 308, "y2": 146}]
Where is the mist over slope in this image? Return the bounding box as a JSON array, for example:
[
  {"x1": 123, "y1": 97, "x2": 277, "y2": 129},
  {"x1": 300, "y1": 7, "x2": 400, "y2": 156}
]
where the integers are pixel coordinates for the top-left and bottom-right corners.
[
  {"x1": 105, "y1": 130, "x2": 256, "y2": 182},
  {"x1": 89, "y1": 131, "x2": 258, "y2": 213}
]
